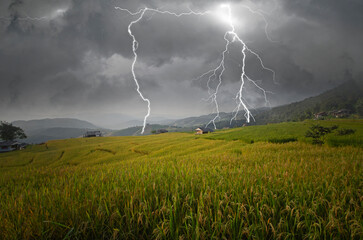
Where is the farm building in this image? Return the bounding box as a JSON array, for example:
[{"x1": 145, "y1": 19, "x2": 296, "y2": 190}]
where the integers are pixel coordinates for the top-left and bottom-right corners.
[
  {"x1": 156, "y1": 129, "x2": 168, "y2": 134},
  {"x1": 195, "y1": 127, "x2": 214, "y2": 135},
  {"x1": 0, "y1": 141, "x2": 19, "y2": 153},
  {"x1": 83, "y1": 131, "x2": 102, "y2": 138},
  {"x1": 314, "y1": 112, "x2": 328, "y2": 119},
  {"x1": 333, "y1": 109, "x2": 351, "y2": 118}
]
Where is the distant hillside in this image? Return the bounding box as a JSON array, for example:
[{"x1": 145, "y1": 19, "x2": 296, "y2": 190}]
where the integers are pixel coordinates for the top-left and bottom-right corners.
[
  {"x1": 112, "y1": 124, "x2": 187, "y2": 136},
  {"x1": 169, "y1": 80, "x2": 362, "y2": 128},
  {"x1": 255, "y1": 79, "x2": 363, "y2": 124},
  {"x1": 13, "y1": 118, "x2": 99, "y2": 131},
  {"x1": 22, "y1": 127, "x2": 90, "y2": 144},
  {"x1": 11, "y1": 118, "x2": 101, "y2": 144},
  {"x1": 170, "y1": 112, "x2": 247, "y2": 128}
]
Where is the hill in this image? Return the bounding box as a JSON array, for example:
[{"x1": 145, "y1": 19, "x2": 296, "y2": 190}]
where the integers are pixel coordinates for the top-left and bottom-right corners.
[
  {"x1": 12, "y1": 118, "x2": 99, "y2": 131},
  {"x1": 111, "y1": 124, "x2": 186, "y2": 136},
  {"x1": 11, "y1": 118, "x2": 101, "y2": 143},
  {"x1": 169, "y1": 80, "x2": 363, "y2": 128},
  {"x1": 255, "y1": 79, "x2": 363, "y2": 124},
  {"x1": 22, "y1": 127, "x2": 93, "y2": 144},
  {"x1": 169, "y1": 112, "x2": 244, "y2": 127},
  {"x1": 0, "y1": 119, "x2": 361, "y2": 239}
]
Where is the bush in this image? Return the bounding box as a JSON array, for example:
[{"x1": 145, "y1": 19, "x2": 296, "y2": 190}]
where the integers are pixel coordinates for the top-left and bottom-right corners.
[
  {"x1": 305, "y1": 124, "x2": 338, "y2": 145},
  {"x1": 336, "y1": 128, "x2": 356, "y2": 136}
]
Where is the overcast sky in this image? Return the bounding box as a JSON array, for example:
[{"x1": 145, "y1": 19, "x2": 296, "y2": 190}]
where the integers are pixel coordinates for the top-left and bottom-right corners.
[{"x1": 1, "y1": 0, "x2": 362, "y2": 125}]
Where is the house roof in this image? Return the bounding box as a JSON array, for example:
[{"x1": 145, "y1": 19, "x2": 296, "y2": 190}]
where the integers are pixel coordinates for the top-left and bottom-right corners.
[
  {"x1": 195, "y1": 127, "x2": 214, "y2": 132},
  {"x1": 337, "y1": 109, "x2": 350, "y2": 112},
  {"x1": 315, "y1": 112, "x2": 327, "y2": 115}
]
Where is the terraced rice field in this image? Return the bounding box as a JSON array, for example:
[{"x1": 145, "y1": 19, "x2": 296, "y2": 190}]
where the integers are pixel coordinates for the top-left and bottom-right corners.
[{"x1": 0, "y1": 119, "x2": 362, "y2": 239}]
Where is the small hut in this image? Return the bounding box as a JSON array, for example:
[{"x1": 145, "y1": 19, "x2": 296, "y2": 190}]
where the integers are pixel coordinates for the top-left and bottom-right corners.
[
  {"x1": 156, "y1": 129, "x2": 168, "y2": 134},
  {"x1": 333, "y1": 109, "x2": 351, "y2": 118},
  {"x1": 195, "y1": 127, "x2": 214, "y2": 135},
  {"x1": 314, "y1": 112, "x2": 328, "y2": 119}
]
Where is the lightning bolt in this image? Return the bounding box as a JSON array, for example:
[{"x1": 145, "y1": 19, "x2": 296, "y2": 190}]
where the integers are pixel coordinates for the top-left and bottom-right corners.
[
  {"x1": 0, "y1": 8, "x2": 66, "y2": 23},
  {"x1": 0, "y1": 16, "x2": 47, "y2": 21},
  {"x1": 203, "y1": 31, "x2": 229, "y2": 129},
  {"x1": 116, "y1": 4, "x2": 276, "y2": 133},
  {"x1": 115, "y1": 7, "x2": 210, "y2": 134},
  {"x1": 240, "y1": 5, "x2": 278, "y2": 44},
  {"x1": 197, "y1": 4, "x2": 276, "y2": 129}
]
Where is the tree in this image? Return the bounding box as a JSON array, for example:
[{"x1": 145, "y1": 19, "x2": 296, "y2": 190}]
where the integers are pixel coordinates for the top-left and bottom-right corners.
[
  {"x1": 356, "y1": 98, "x2": 363, "y2": 116},
  {"x1": 305, "y1": 124, "x2": 338, "y2": 145},
  {"x1": 0, "y1": 121, "x2": 27, "y2": 141}
]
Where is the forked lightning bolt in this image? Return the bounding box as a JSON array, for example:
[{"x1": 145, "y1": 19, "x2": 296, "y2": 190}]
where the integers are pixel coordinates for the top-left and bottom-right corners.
[
  {"x1": 198, "y1": 4, "x2": 275, "y2": 128},
  {"x1": 117, "y1": 4, "x2": 276, "y2": 133},
  {"x1": 0, "y1": 15, "x2": 47, "y2": 22},
  {"x1": 115, "y1": 7, "x2": 210, "y2": 134},
  {"x1": 0, "y1": 9, "x2": 66, "y2": 22}
]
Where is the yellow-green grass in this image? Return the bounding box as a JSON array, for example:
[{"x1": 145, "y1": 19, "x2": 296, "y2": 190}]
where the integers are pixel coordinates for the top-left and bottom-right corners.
[
  {"x1": 205, "y1": 119, "x2": 363, "y2": 147},
  {"x1": 0, "y1": 120, "x2": 362, "y2": 239}
]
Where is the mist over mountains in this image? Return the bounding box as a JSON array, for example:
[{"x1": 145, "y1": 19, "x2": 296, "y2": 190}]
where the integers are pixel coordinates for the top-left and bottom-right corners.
[
  {"x1": 11, "y1": 118, "x2": 100, "y2": 143},
  {"x1": 8, "y1": 79, "x2": 363, "y2": 143},
  {"x1": 13, "y1": 118, "x2": 99, "y2": 131}
]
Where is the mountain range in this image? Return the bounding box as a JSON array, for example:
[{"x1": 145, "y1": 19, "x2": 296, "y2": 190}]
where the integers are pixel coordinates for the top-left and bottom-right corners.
[
  {"x1": 165, "y1": 80, "x2": 363, "y2": 128},
  {"x1": 253, "y1": 79, "x2": 362, "y2": 124},
  {"x1": 12, "y1": 118, "x2": 101, "y2": 144},
  {"x1": 8, "y1": 80, "x2": 363, "y2": 142}
]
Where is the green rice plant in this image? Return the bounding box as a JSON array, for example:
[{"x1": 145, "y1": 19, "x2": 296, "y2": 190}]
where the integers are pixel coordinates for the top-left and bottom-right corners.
[
  {"x1": 268, "y1": 137, "x2": 297, "y2": 144},
  {"x1": 305, "y1": 124, "x2": 338, "y2": 145},
  {"x1": 0, "y1": 119, "x2": 361, "y2": 239},
  {"x1": 336, "y1": 128, "x2": 356, "y2": 136}
]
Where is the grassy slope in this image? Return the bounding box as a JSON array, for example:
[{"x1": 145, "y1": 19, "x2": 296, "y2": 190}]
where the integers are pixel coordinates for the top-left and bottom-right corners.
[
  {"x1": 0, "y1": 120, "x2": 362, "y2": 239},
  {"x1": 205, "y1": 119, "x2": 363, "y2": 147},
  {"x1": 254, "y1": 80, "x2": 363, "y2": 124}
]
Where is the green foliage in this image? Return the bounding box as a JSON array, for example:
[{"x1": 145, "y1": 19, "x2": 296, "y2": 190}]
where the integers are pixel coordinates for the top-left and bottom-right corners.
[
  {"x1": 0, "y1": 120, "x2": 362, "y2": 239},
  {"x1": 171, "y1": 80, "x2": 362, "y2": 129},
  {"x1": 305, "y1": 124, "x2": 338, "y2": 145},
  {"x1": 205, "y1": 119, "x2": 363, "y2": 147},
  {"x1": 207, "y1": 122, "x2": 306, "y2": 143},
  {"x1": 253, "y1": 80, "x2": 362, "y2": 124},
  {"x1": 268, "y1": 137, "x2": 297, "y2": 144},
  {"x1": 0, "y1": 121, "x2": 27, "y2": 141},
  {"x1": 337, "y1": 128, "x2": 356, "y2": 136},
  {"x1": 356, "y1": 98, "x2": 363, "y2": 116},
  {"x1": 327, "y1": 135, "x2": 363, "y2": 147}
]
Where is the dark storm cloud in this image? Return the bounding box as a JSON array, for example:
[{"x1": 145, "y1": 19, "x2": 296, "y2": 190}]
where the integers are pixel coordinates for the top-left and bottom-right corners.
[
  {"x1": 0, "y1": 0, "x2": 362, "y2": 122},
  {"x1": 283, "y1": 0, "x2": 363, "y2": 31}
]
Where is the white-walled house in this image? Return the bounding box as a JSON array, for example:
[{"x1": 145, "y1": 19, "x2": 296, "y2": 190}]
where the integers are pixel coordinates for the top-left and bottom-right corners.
[{"x1": 195, "y1": 127, "x2": 214, "y2": 135}]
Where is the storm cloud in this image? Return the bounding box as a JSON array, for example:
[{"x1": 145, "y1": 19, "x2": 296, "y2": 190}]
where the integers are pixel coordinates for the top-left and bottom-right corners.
[{"x1": 0, "y1": 0, "x2": 362, "y2": 124}]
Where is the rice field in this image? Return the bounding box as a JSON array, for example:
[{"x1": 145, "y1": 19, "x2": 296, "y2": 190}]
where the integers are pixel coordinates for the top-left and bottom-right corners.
[{"x1": 0, "y1": 119, "x2": 362, "y2": 239}]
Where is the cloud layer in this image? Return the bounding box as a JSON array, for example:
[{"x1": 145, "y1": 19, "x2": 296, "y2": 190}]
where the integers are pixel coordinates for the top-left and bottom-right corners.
[{"x1": 1, "y1": 0, "x2": 362, "y2": 123}]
